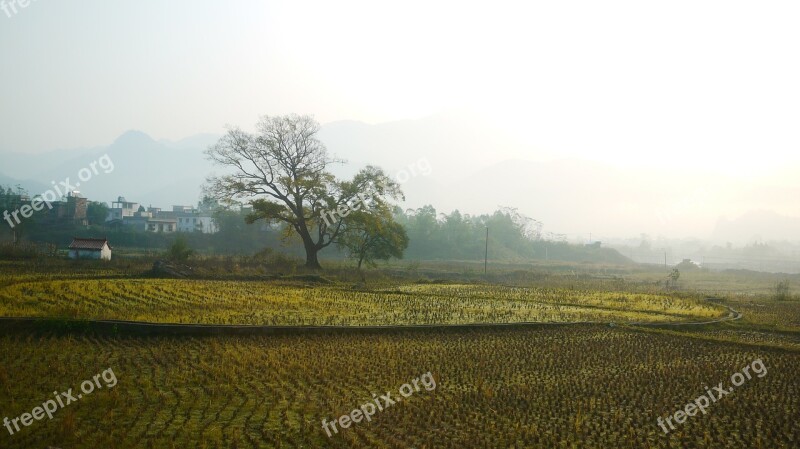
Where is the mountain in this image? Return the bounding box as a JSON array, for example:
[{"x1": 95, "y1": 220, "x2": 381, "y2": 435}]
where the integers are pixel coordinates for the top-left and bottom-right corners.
[
  {"x1": 160, "y1": 133, "x2": 221, "y2": 151},
  {"x1": 317, "y1": 111, "x2": 528, "y2": 185},
  {"x1": 0, "y1": 145, "x2": 104, "y2": 181},
  {"x1": 0, "y1": 172, "x2": 50, "y2": 195},
  {"x1": 0, "y1": 130, "x2": 217, "y2": 208}
]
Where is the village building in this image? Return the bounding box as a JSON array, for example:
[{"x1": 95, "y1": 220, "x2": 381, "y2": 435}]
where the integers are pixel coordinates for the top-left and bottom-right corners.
[
  {"x1": 104, "y1": 196, "x2": 217, "y2": 234},
  {"x1": 107, "y1": 196, "x2": 140, "y2": 221},
  {"x1": 40, "y1": 191, "x2": 89, "y2": 227},
  {"x1": 68, "y1": 237, "x2": 112, "y2": 260},
  {"x1": 121, "y1": 212, "x2": 178, "y2": 233}
]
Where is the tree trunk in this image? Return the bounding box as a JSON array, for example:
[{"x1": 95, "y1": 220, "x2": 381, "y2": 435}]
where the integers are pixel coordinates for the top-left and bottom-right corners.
[
  {"x1": 295, "y1": 222, "x2": 323, "y2": 270},
  {"x1": 303, "y1": 240, "x2": 322, "y2": 269}
]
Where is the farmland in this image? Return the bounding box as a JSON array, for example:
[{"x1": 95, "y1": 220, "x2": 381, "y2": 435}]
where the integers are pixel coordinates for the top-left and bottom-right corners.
[
  {"x1": 1, "y1": 326, "x2": 798, "y2": 449},
  {"x1": 0, "y1": 259, "x2": 798, "y2": 448},
  {"x1": 0, "y1": 279, "x2": 725, "y2": 325}
]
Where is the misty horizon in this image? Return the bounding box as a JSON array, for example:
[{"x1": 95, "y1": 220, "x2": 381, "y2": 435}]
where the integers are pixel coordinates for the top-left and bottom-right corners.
[{"x1": 2, "y1": 112, "x2": 799, "y2": 247}]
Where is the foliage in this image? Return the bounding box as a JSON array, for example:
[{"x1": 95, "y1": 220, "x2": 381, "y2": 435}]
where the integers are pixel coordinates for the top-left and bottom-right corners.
[
  {"x1": 336, "y1": 206, "x2": 409, "y2": 270},
  {"x1": 0, "y1": 241, "x2": 47, "y2": 259},
  {"x1": 250, "y1": 247, "x2": 301, "y2": 273},
  {"x1": 0, "y1": 184, "x2": 37, "y2": 242},
  {"x1": 394, "y1": 205, "x2": 629, "y2": 263},
  {"x1": 166, "y1": 235, "x2": 194, "y2": 262},
  {"x1": 86, "y1": 201, "x2": 109, "y2": 226}
]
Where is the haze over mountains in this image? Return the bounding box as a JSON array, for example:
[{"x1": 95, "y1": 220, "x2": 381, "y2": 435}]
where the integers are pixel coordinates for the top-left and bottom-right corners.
[
  {"x1": 2, "y1": 113, "x2": 798, "y2": 244},
  {"x1": 0, "y1": 131, "x2": 219, "y2": 211}
]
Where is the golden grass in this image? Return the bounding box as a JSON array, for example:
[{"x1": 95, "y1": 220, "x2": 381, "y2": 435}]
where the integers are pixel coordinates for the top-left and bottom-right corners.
[{"x1": 0, "y1": 280, "x2": 725, "y2": 325}]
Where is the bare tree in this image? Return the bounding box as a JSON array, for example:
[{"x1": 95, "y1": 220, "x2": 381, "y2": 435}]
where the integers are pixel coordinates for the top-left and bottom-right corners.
[{"x1": 204, "y1": 114, "x2": 400, "y2": 269}]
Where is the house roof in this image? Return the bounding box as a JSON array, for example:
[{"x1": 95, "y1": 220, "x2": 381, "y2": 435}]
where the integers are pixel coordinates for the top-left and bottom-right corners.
[{"x1": 68, "y1": 237, "x2": 110, "y2": 251}]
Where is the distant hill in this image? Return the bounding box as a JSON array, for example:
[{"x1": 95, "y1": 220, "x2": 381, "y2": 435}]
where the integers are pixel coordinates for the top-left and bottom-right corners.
[
  {"x1": 317, "y1": 111, "x2": 527, "y2": 183},
  {"x1": 0, "y1": 130, "x2": 218, "y2": 208},
  {"x1": 0, "y1": 172, "x2": 49, "y2": 196}
]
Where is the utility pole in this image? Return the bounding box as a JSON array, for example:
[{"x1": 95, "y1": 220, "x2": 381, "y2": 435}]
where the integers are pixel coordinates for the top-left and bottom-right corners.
[{"x1": 484, "y1": 227, "x2": 489, "y2": 275}]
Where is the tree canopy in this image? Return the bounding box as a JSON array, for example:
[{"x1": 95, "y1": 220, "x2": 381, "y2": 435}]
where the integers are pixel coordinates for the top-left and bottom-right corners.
[{"x1": 204, "y1": 114, "x2": 403, "y2": 268}]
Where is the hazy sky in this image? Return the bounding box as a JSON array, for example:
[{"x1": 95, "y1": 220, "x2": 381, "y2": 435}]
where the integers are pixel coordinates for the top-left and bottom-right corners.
[{"x1": 2, "y1": 1, "x2": 799, "y2": 175}]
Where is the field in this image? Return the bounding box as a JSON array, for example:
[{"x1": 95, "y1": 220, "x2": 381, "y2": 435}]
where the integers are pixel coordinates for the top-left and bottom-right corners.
[
  {"x1": 0, "y1": 279, "x2": 725, "y2": 325},
  {"x1": 0, "y1": 327, "x2": 798, "y2": 449},
  {"x1": 0, "y1": 259, "x2": 798, "y2": 448}
]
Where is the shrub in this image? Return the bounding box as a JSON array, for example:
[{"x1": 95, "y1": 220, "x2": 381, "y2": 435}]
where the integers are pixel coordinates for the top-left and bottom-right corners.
[
  {"x1": 167, "y1": 236, "x2": 194, "y2": 262},
  {"x1": 776, "y1": 279, "x2": 790, "y2": 301},
  {"x1": 0, "y1": 242, "x2": 45, "y2": 260}
]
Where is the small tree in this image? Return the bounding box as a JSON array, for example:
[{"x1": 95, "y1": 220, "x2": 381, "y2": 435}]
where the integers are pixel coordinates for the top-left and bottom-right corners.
[
  {"x1": 0, "y1": 185, "x2": 35, "y2": 243},
  {"x1": 776, "y1": 279, "x2": 790, "y2": 301},
  {"x1": 87, "y1": 201, "x2": 109, "y2": 226},
  {"x1": 336, "y1": 207, "x2": 408, "y2": 273},
  {"x1": 167, "y1": 235, "x2": 194, "y2": 262}
]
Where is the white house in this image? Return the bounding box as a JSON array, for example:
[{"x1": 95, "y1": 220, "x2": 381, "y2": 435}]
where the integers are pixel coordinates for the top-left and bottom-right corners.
[
  {"x1": 176, "y1": 214, "x2": 217, "y2": 233},
  {"x1": 68, "y1": 237, "x2": 112, "y2": 260},
  {"x1": 145, "y1": 218, "x2": 177, "y2": 233},
  {"x1": 107, "y1": 196, "x2": 140, "y2": 221},
  {"x1": 171, "y1": 205, "x2": 218, "y2": 234},
  {"x1": 122, "y1": 216, "x2": 177, "y2": 233}
]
